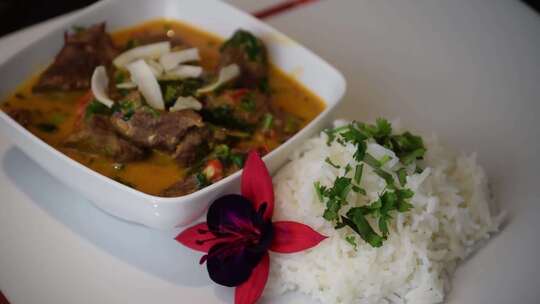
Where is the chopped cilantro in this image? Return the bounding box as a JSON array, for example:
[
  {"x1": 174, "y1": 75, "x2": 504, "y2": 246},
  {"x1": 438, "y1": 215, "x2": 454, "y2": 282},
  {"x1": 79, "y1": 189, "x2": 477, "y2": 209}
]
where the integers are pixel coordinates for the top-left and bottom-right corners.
[
  {"x1": 323, "y1": 128, "x2": 336, "y2": 146},
  {"x1": 321, "y1": 176, "x2": 352, "y2": 221},
  {"x1": 397, "y1": 168, "x2": 407, "y2": 186},
  {"x1": 363, "y1": 153, "x2": 381, "y2": 168},
  {"x1": 342, "y1": 211, "x2": 383, "y2": 247},
  {"x1": 314, "y1": 181, "x2": 326, "y2": 203},
  {"x1": 354, "y1": 164, "x2": 363, "y2": 184},
  {"x1": 345, "y1": 235, "x2": 358, "y2": 250},
  {"x1": 351, "y1": 185, "x2": 366, "y2": 195},
  {"x1": 396, "y1": 189, "x2": 414, "y2": 212},
  {"x1": 261, "y1": 113, "x2": 274, "y2": 131},
  {"x1": 214, "y1": 144, "x2": 230, "y2": 160},
  {"x1": 164, "y1": 84, "x2": 179, "y2": 106},
  {"x1": 111, "y1": 100, "x2": 139, "y2": 121},
  {"x1": 195, "y1": 172, "x2": 211, "y2": 189},
  {"x1": 143, "y1": 106, "x2": 160, "y2": 118},
  {"x1": 220, "y1": 30, "x2": 267, "y2": 63},
  {"x1": 85, "y1": 100, "x2": 112, "y2": 119},
  {"x1": 325, "y1": 157, "x2": 341, "y2": 169},
  {"x1": 240, "y1": 93, "x2": 256, "y2": 112},
  {"x1": 230, "y1": 153, "x2": 245, "y2": 168},
  {"x1": 373, "y1": 167, "x2": 396, "y2": 188},
  {"x1": 379, "y1": 155, "x2": 391, "y2": 166},
  {"x1": 314, "y1": 118, "x2": 425, "y2": 247},
  {"x1": 114, "y1": 70, "x2": 128, "y2": 84}
]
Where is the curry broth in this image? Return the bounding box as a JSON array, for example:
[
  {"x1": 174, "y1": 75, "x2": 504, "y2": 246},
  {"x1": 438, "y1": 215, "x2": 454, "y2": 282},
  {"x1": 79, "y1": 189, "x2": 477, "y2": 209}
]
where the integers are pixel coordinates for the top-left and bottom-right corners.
[{"x1": 1, "y1": 19, "x2": 325, "y2": 196}]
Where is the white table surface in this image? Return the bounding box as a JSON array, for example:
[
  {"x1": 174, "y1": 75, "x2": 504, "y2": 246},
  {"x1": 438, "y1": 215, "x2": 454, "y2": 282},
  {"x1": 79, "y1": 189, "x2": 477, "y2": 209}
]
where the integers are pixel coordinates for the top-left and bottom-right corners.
[{"x1": 1, "y1": 1, "x2": 540, "y2": 303}]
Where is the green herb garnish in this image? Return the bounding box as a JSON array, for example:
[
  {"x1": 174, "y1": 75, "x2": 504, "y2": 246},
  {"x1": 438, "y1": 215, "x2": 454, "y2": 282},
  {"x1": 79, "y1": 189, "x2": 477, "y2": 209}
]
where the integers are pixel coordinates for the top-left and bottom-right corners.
[
  {"x1": 325, "y1": 157, "x2": 341, "y2": 169},
  {"x1": 240, "y1": 92, "x2": 257, "y2": 112},
  {"x1": 220, "y1": 30, "x2": 267, "y2": 63},
  {"x1": 315, "y1": 118, "x2": 424, "y2": 248},
  {"x1": 261, "y1": 113, "x2": 273, "y2": 131},
  {"x1": 397, "y1": 168, "x2": 407, "y2": 186},
  {"x1": 345, "y1": 235, "x2": 358, "y2": 250},
  {"x1": 195, "y1": 172, "x2": 211, "y2": 189},
  {"x1": 354, "y1": 164, "x2": 363, "y2": 184},
  {"x1": 230, "y1": 153, "x2": 246, "y2": 168},
  {"x1": 85, "y1": 99, "x2": 112, "y2": 119}
]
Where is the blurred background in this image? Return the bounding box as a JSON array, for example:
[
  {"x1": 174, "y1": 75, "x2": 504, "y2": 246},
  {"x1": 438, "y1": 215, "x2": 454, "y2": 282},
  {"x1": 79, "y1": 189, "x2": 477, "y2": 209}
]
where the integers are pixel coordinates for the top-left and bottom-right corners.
[{"x1": 0, "y1": 0, "x2": 538, "y2": 37}]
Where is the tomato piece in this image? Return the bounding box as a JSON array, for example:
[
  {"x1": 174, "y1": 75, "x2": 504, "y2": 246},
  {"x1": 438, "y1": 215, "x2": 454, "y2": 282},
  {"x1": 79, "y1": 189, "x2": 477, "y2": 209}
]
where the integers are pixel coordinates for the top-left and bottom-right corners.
[
  {"x1": 74, "y1": 91, "x2": 94, "y2": 127},
  {"x1": 228, "y1": 88, "x2": 250, "y2": 100},
  {"x1": 203, "y1": 159, "x2": 224, "y2": 182}
]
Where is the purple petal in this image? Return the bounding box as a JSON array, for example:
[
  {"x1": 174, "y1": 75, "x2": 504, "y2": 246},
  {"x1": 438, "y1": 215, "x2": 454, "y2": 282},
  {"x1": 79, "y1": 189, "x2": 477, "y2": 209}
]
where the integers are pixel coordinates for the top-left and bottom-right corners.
[
  {"x1": 207, "y1": 194, "x2": 258, "y2": 236},
  {"x1": 206, "y1": 242, "x2": 265, "y2": 287}
]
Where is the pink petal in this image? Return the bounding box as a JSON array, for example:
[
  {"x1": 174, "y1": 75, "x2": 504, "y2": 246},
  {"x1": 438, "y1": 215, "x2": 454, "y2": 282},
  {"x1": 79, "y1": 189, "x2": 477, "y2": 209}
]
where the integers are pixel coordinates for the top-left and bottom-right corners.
[
  {"x1": 241, "y1": 151, "x2": 274, "y2": 221},
  {"x1": 175, "y1": 223, "x2": 217, "y2": 253},
  {"x1": 269, "y1": 221, "x2": 327, "y2": 253},
  {"x1": 235, "y1": 253, "x2": 270, "y2": 304}
]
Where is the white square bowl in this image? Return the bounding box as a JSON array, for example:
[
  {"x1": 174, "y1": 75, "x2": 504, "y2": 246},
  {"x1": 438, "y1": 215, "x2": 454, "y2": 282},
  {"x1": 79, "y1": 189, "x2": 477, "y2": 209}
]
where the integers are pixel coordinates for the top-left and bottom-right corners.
[{"x1": 0, "y1": 0, "x2": 346, "y2": 229}]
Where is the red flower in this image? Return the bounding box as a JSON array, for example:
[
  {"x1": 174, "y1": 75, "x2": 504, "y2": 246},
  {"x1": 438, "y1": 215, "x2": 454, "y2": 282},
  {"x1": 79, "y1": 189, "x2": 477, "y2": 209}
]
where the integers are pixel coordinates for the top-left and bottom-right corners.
[{"x1": 176, "y1": 151, "x2": 326, "y2": 304}]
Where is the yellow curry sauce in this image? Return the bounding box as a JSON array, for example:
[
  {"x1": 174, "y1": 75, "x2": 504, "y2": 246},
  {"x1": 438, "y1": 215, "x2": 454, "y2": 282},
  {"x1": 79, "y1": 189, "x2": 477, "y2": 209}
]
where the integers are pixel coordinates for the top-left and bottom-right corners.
[{"x1": 0, "y1": 19, "x2": 325, "y2": 196}]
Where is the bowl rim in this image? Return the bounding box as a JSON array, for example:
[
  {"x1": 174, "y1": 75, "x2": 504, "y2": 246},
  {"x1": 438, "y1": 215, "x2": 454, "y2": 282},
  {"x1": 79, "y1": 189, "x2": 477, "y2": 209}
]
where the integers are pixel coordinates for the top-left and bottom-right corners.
[{"x1": 0, "y1": 0, "x2": 347, "y2": 205}]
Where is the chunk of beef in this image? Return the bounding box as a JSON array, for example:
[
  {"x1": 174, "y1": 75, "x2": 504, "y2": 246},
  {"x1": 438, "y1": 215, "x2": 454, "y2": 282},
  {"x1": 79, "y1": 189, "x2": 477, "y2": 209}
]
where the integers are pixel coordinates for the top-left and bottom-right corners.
[
  {"x1": 172, "y1": 128, "x2": 209, "y2": 165},
  {"x1": 161, "y1": 175, "x2": 199, "y2": 197},
  {"x1": 110, "y1": 108, "x2": 203, "y2": 151},
  {"x1": 204, "y1": 89, "x2": 269, "y2": 126},
  {"x1": 5, "y1": 108, "x2": 33, "y2": 127},
  {"x1": 64, "y1": 114, "x2": 145, "y2": 162},
  {"x1": 219, "y1": 30, "x2": 269, "y2": 89},
  {"x1": 33, "y1": 23, "x2": 118, "y2": 92}
]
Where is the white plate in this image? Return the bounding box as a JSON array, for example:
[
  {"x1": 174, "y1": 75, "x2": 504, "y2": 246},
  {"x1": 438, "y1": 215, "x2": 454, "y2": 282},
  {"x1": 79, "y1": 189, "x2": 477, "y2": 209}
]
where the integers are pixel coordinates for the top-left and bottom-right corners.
[
  {"x1": 1, "y1": 0, "x2": 540, "y2": 303},
  {"x1": 0, "y1": 0, "x2": 345, "y2": 230}
]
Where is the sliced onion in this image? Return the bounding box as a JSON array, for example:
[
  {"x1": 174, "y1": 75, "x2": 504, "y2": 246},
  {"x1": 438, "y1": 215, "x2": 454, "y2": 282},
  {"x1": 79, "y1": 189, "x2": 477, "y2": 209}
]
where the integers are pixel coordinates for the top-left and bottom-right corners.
[
  {"x1": 169, "y1": 96, "x2": 202, "y2": 112},
  {"x1": 116, "y1": 82, "x2": 137, "y2": 89},
  {"x1": 196, "y1": 64, "x2": 240, "y2": 95},
  {"x1": 160, "y1": 65, "x2": 203, "y2": 80},
  {"x1": 159, "y1": 48, "x2": 200, "y2": 71},
  {"x1": 91, "y1": 66, "x2": 114, "y2": 108},
  {"x1": 113, "y1": 42, "x2": 171, "y2": 68},
  {"x1": 145, "y1": 59, "x2": 164, "y2": 77},
  {"x1": 126, "y1": 59, "x2": 165, "y2": 110}
]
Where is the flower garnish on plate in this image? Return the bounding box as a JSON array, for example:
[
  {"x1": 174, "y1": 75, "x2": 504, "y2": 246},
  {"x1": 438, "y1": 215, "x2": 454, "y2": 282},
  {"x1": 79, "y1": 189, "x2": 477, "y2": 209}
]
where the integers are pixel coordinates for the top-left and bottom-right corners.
[{"x1": 176, "y1": 151, "x2": 327, "y2": 304}]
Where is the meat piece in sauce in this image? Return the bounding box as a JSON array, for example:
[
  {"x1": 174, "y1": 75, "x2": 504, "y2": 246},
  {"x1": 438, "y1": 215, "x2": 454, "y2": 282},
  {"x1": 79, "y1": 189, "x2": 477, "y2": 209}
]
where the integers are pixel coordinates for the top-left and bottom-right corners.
[
  {"x1": 161, "y1": 175, "x2": 200, "y2": 197},
  {"x1": 5, "y1": 108, "x2": 33, "y2": 128},
  {"x1": 110, "y1": 107, "x2": 204, "y2": 152},
  {"x1": 64, "y1": 114, "x2": 146, "y2": 162},
  {"x1": 172, "y1": 127, "x2": 209, "y2": 165},
  {"x1": 33, "y1": 23, "x2": 118, "y2": 92},
  {"x1": 219, "y1": 30, "x2": 269, "y2": 89},
  {"x1": 204, "y1": 89, "x2": 269, "y2": 127}
]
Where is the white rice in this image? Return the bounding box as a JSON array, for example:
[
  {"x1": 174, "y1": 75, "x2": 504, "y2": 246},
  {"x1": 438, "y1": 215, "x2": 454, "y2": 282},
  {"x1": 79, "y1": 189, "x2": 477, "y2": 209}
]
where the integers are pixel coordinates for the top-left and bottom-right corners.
[{"x1": 267, "y1": 120, "x2": 504, "y2": 304}]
